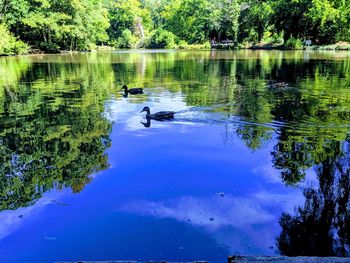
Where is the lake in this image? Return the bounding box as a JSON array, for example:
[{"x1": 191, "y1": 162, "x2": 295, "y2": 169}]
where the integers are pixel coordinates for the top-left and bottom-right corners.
[{"x1": 0, "y1": 50, "x2": 350, "y2": 263}]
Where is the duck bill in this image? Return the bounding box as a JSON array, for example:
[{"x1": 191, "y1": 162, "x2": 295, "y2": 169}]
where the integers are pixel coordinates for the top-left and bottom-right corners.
[{"x1": 139, "y1": 110, "x2": 144, "y2": 113}]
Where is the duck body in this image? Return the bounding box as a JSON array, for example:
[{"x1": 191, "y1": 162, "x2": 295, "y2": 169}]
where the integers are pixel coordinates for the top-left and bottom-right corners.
[
  {"x1": 268, "y1": 81, "x2": 289, "y2": 89},
  {"x1": 140, "y1": 106, "x2": 175, "y2": 120},
  {"x1": 128, "y1": 88, "x2": 144, "y2": 94},
  {"x1": 122, "y1": 85, "x2": 143, "y2": 95},
  {"x1": 147, "y1": 111, "x2": 175, "y2": 120}
]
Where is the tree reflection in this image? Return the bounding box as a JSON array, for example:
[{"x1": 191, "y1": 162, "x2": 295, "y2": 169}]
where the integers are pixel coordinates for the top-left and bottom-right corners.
[
  {"x1": 277, "y1": 142, "x2": 350, "y2": 256},
  {"x1": 0, "y1": 58, "x2": 114, "y2": 211}
]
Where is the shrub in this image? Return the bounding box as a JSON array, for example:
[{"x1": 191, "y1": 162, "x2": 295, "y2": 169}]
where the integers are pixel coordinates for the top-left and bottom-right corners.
[
  {"x1": 38, "y1": 42, "x2": 60, "y2": 53},
  {"x1": 185, "y1": 41, "x2": 211, "y2": 49},
  {"x1": 284, "y1": 37, "x2": 303, "y2": 50},
  {"x1": 11, "y1": 40, "x2": 29, "y2": 55},
  {"x1": 147, "y1": 28, "x2": 176, "y2": 49},
  {"x1": 176, "y1": 40, "x2": 189, "y2": 49},
  {"x1": 271, "y1": 32, "x2": 284, "y2": 46},
  {"x1": 117, "y1": 29, "x2": 138, "y2": 48},
  {"x1": 0, "y1": 23, "x2": 29, "y2": 55},
  {"x1": 136, "y1": 36, "x2": 151, "y2": 48}
]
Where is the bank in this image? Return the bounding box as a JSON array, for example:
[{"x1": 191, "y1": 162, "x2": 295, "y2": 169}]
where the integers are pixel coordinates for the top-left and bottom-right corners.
[{"x1": 57, "y1": 257, "x2": 350, "y2": 263}]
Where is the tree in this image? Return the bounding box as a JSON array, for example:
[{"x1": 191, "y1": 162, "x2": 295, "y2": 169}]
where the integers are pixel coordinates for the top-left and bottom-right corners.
[
  {"x1": 1, "y1": 0, "x2": 109, "y2": 52},
  {"x1": 108, "y1": 0, "x2": 152, "y2": 46},
  {"x1": 217, "y1": 0, "x2": 240, "y2": 42},
  {"x1": 0, "y1": 23, "x2": 28, "y2": 54},
  {"x1": 163, "y1": 0, "x2": 216, "y2": 44},
  {"x1": 238, "y1": 1, "x2": 274, "y2": 43}
]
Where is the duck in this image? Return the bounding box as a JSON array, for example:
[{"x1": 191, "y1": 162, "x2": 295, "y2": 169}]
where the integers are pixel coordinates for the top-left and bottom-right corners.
[
  {"x1": 122, "y1": 85, "x2": 143, "y2": 95},
  {"x1": 140, "y1": 106, "x2": 175, "y2": 120},
  {"x1": 268, "y1": 80, "x2": 289, "y2": 89}
]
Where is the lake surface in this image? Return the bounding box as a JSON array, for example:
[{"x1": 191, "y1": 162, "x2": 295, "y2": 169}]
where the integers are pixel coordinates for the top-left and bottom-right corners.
[{"x1": 0, "y1": 50, "x2": 350, "y2": 263}]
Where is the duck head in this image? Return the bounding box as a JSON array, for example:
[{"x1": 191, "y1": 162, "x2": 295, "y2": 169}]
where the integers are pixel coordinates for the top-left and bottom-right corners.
[
  {"x1": 140, "y1": 106, "x2": 150, "y2": 114},
  {"x1": 122, "y1": 85, "x2": 128, "y2": 91}
]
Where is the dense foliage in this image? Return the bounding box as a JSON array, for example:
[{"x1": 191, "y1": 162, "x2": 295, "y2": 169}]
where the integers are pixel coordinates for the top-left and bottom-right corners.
[
  {"x1": 0, "y1": 0, "x2": 109, "y2": 53},
  {"x1": 1, "y1": 0, "x2": 349, "y2": 54}
]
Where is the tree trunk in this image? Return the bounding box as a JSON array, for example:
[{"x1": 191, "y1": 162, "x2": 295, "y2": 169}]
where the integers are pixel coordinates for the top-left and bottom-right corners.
[{"x1": 136, "y1": 17, "x2": 145, "y2": 39}]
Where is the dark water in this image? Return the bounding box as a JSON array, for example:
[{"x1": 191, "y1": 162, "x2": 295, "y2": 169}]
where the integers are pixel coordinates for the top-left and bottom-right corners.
[{"x1": 1, "y1": 50, "x2": 350, "y2": 262}]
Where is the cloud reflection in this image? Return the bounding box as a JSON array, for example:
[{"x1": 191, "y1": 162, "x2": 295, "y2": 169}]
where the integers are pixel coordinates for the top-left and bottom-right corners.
[
  {"x1": 121, "y1": 192, "x2": 302, "y2": 229},
  {"x1": 120, "y1": 190, "x2": 304, "y2": 253},
  {"x1": 0, "y1": 190, "x2": 67, "y2": 240}
]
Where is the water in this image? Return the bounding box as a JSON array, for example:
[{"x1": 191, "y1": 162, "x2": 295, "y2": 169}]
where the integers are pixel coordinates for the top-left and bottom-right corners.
[{"x1": 0, "y1": 50, "x2": 350, "y2": 262}]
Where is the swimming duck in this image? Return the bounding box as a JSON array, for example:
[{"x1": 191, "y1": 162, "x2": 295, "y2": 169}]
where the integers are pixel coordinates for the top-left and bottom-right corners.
[
  {"x1": 268, "y1": 81, "x2": 289, "y2": 89},
  {"x1": 122, "y1": 85, "x2": 143, "y2": 95},
  {"x1": 140, "y1": 106, "x2": 175, "y2": 120}
]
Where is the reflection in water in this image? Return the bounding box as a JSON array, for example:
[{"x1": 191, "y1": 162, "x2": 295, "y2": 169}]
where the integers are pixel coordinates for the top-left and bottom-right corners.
[
  {"x1": 121, "y1": 191, "x2": 304, "y2": 255},
  {"x1": 140, "y1": 118, "x2": 152, "y2": 128},
  {"x1": 278, "y1": 141, "x2": 350, "y2": 257},
  {"x1": 0, "y1": 59, "x2": 114, "y2": 211},
  {"x1": 1, "y1": 50, "x2": 350, "y2": 260}
]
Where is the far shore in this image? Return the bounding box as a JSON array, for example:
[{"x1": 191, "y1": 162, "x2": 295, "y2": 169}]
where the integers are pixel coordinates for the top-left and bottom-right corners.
[{"x1": 1, "y1": 44, "x2": 350, "y2": 57}]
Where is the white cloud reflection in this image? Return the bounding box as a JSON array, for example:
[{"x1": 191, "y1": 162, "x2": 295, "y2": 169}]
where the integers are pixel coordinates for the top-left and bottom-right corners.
[
  {"x1": 0, "y1": 190, "x2": 67, "y2": 240},
  {"x1": 252, "y1": 165, "x2": 282, "y2": 184},
  {"x1": 120, "y1": 190, "x2": 304, "y2": 254},
  {"x1": 121, "y1": 192, "x2": 303, "y2": 229},
  {"x1": 253, "y1": 164, "x2": 319, "y2": 188}
]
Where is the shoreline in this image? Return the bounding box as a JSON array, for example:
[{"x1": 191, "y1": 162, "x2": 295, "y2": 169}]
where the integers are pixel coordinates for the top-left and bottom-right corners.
[
  {"x1": 1, "y1": 46, "x2": 349, "y2": 57},
  {"x1": 56, "y1": 257, "x2": 350, "y2": 263}
]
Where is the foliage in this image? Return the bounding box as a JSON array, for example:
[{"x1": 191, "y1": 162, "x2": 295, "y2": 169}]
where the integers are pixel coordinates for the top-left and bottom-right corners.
[
  {"x1": 1, "y1": 0, "x2": 109, "y2": 52},
  {"x1": 284, "y1": 37, "x2": 304, "y2": 50},
  {"x1": 1, "y1": 0, "x2": 350, "y2": 51},
  {"x1": 238, "y1": 2, "x2": 273, "y2": 44},
  {"x1": 107, "y1": 0, "x2": 153, "y2": 47},
  {"x1": 270, "y1": 0, "x2": 350, "y2": 44},
  {"x1": 108, "y1": 0, "x2": 140, "y2": 41},
  {"x1": 116, "y1": 29, "x2": 138, "y2": 48},
  {"x1": 0, "y1": 23, "x2": 28, "y2": 55},
  {"x1": 162, "y1": 0, "x2": 214, "y2": 44},
  {"x1": 147, "y1": 28, "x2": 176, "y2": 49}
]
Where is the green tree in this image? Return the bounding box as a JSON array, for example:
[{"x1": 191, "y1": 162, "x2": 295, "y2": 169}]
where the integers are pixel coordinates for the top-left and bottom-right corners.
[
  {"x1": 0, "y1": 23, "x2": 28, "y2": 55},
  {"x1": 238, "y1": 1, "x2": 274, "y2": 43},
  {"x1": 217, "y1": 0, "x2": 240, "y2": 42},
  {"x1": 108, "y1": 0, "x2": 152, "y2": 46},
  {"x1": 163, "y1": 0, "x2": 216, "y2": 44},
  {"x1": 1, "y1": 0, "x2": 109, "y2": 52}
]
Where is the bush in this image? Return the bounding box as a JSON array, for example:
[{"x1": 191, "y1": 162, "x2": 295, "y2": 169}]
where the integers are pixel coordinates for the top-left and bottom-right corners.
[
  {"x1": 38, "y1": 42, "x2": 60, "y2": 53},
  {"x1": 117, "y1": 29, "x2": 138, "y2": 48},
  {"x1": 136, "y1": 36, "x2": 151, "y2": 48},
  {"x1": 271, "y1": 32, "x2": 284, "y2": 46},
  {"x1": 284, "y1": 37, "x2": 303, "y2": 50},
  {"x1": 176, "y1": 39, "x2": 189, "y2": 49},
  {"x1": 0, "y1": 23, "x2": 29, "y2": 55},
  {"x1": 147, "y1": 28, "x2": 176, "y2": 49},
  {"x1": 187, "y1": 42, "x2": 211, "y2": 49},
  {"x1": 11, "y1": 40, "x2": 29, "y2": 55}
]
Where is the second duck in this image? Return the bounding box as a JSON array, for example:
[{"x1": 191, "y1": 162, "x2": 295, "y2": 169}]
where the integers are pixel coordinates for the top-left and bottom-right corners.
[{"x1": 122, "y1": 85, "x2": 143, "y2": 95}]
